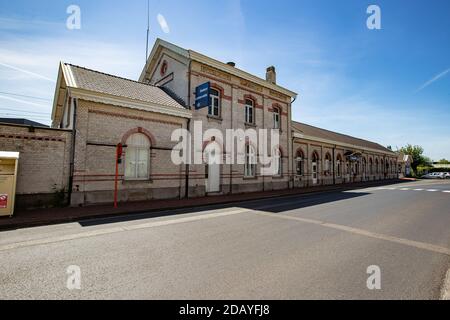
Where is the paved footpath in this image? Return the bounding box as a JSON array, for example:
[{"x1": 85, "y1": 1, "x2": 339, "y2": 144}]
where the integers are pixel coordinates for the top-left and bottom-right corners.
[{"x1": 0, "y1": 180, "x2": 449, "y2": 299}]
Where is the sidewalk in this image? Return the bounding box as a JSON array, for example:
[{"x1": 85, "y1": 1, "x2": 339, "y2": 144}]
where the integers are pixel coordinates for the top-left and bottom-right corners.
[{"x1": 0, "y1": 179, "x2": 409, "y2": 231}]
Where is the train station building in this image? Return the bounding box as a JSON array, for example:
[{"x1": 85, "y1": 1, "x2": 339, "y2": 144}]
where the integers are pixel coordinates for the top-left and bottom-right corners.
[{"x1": 0, "y1": 39, "x2": 399, "y2": 208}]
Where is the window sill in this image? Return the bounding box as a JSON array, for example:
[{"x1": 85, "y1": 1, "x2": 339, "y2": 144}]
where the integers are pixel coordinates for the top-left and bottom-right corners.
[
  {"x1": 245, "y1": 122, "x2": 256, "y2": 128},
  {"x1": 243, "y1": 176, "x2": 258, "y2": 180},
  {"x1": 207, "y1": 115, "x2": 223, "y2": 122},
  {"x1": 122, "y1": 178, "x2": 153, "y2": 184},
  {"x1": 272, "y1": 175, "x2": 284, "y2": 179}
]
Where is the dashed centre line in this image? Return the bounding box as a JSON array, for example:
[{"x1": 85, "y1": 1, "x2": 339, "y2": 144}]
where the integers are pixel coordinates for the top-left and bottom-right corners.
[{"x1": 376, "y1": 187, "x2": 449, "y2": 194}]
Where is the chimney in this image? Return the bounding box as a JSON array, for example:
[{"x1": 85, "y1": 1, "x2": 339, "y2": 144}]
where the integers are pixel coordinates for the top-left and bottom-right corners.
[
  {"x1": 266, "y1": 66, "x2": 276, "y2": 84},
  {"x1": 227, "y1": 62, "x2": 236, "y2": 67}
]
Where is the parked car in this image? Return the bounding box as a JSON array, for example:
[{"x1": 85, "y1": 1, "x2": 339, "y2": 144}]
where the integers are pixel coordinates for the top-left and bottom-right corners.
[
  {"x1": 444, "y1": 172, "x2": 450, "y2": 179},
  {"x1": 421, "y1": 172, "x2": 445, "y2": 179}
]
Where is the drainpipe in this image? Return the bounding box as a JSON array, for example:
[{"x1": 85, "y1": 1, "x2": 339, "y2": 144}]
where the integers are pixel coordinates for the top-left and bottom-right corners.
[
  {"x1": 185, "y1": 60, "x2": 193, "y2": 199},
  {"x1": 332, "y1": 146, "x2": 336, "y2": 185},
  {"x1": 68, "y1": 97, "x2": 77, "y2": 206}
]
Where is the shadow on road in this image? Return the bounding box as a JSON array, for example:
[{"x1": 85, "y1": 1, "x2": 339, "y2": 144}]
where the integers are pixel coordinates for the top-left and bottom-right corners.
[{"x1": 79, "y1": 190, "x2": 371, "y2": 227}]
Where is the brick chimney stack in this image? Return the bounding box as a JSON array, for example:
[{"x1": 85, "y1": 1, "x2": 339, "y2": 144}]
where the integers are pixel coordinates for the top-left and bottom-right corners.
[{"x1": 266, "y1": 66, "x2": 276, "y2": 84}]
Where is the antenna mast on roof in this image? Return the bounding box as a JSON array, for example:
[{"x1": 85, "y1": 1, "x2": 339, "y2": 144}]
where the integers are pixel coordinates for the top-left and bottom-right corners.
[{"x1": 145, "y1": 0, "x2": 150, "y2": 63}]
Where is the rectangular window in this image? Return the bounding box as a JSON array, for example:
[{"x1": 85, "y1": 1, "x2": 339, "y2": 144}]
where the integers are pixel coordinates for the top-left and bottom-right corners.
[
  {"x1": 273, "y1": 111, "x2": 280, "y2": 129},
  {"x1": 208, "y1": 89, "x2": 220, "y2": 117},
  {"x1": 245, "y1": 99, "x2": 254, "y2": 124},
  {"x1": 244, "y1": 145, "x2": 256, "y2": 177}
]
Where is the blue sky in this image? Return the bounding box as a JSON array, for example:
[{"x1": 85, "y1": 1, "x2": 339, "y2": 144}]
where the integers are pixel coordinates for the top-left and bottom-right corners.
[{"x1": 0, "y1": 0, "x2": 449, "y2": 160}]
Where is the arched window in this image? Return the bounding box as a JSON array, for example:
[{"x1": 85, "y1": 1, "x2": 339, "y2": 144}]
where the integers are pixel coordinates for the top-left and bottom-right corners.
[
  {"x1": 336, "y1": 154, "x2": 342, "y2": 177},
  {"x1": 381, "y1": 159, "x2": 384, "y2": 174},
  {"x1": 273, "y1": 107, "x2": 281, "y2": 129},
  {"x1": 362, "y1": 157, "x2": 367, "y2": 174},
  {"x1": 274, "y1": 148, "x2": 282, "y2": 176},
  {"x1": 209, "y1": 88, "x2": 220, "y2": 117},
  {"x1": 369, "y1": 158, "x2": 373, "y2": 174},
  {"x1": 245, "y1": 99, "x2": 255, "y2": 124},
  {"x1": 324, "y1": 153, "x2": 332, "y2": 174},
  {"x1": 244, "y1": 144, "x2": 256, "y2": 177},
  {"x1": 375, "y1": 158, "x2": 379, "y2": 174},
  {"x1": 296, "y1": 150, "x2": 304, "y2": 176},
  {"x1": 125, "y1": 133, "x2": 150, "y2": 180}
]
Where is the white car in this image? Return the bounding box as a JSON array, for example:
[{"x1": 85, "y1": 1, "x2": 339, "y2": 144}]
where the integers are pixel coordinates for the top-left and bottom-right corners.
[
  {"x1": 444, "y1": 172, "x2": 450, "y2": 179},
  {"x1": 422, "y1": 172, "x2": 445, "y2": 179}
]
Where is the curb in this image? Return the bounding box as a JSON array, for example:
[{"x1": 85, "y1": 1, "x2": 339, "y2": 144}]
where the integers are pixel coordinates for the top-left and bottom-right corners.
[{"x1": 0, "y1": 180, "x2": 403, "y2": 232}]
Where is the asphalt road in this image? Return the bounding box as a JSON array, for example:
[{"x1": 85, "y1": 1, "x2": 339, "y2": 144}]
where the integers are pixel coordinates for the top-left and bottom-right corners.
[{"x1": 1, "y1": 180, "x2": 450, "y2": 300}]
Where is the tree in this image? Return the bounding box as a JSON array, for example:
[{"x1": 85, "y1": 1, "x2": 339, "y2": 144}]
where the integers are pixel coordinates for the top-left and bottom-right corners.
[
  {"x1": 438, "y1": 159, "x2": 450, "y2": 164},
  {"x1": 399, "y1": 144, "x2": 426, "y2": 174}
]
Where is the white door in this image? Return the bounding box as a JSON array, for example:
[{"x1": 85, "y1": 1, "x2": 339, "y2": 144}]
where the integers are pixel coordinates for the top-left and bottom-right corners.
[
  {"x1": 312, "y1": 162, "x2": 318, "y2": 185},
  {"x1": 207, "y1": 163, "x2": 220, "y2": 193}
]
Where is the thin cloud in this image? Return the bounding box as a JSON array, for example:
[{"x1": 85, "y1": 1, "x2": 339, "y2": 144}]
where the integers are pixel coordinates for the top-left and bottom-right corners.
[
  {"x1": 0, "y1": 94, "x2": 50, "y2": 108},
  {"x1": 416, "y1": 67, "x2": 450, "y2": 93},
  {"x1": 157, "y1": 14, "x2": 170, "y2": 34},
  {"x1": 0, "y1": 61, "x2": 55, "y2": 82}
]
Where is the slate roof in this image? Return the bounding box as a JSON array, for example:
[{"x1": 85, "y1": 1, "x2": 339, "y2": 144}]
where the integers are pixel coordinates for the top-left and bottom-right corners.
[
  {"x1": 65, "y1": 63, "x2": 186, "y2": 109},
  {"x1": 292, "y1": 121, "x2": 394, "y2": 154}
]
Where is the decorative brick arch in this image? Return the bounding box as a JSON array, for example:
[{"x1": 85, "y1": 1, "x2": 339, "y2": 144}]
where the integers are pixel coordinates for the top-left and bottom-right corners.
[
  {"x1": 210, "y1": 82, "x2": 225, "y2": 96},
  {"x1": 121, "y1": 127, "x2": 156, "y2": 147},
  {"x1": 272, "y1": 103, "x2": 283, "y2": 112},
  {"x1": 243, "y1": 94, "x2": 258, "y2": 104},
  {"x1": 295, "y1": 147, "x2": 306, "y2": 158},
  {"x1": 311, "y1": 150, "x2": 320, "y2": 162}
]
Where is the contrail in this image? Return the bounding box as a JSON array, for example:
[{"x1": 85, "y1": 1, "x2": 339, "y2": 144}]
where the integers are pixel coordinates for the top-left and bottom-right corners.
[
  {"x1": 0, "y1": 94, "x2": 50, "y2": 108},
  {"x1": 0, "y1": 61, "x2": 55, "y2": 82},
  {"x1": 416, "y1": 67, "x2": 450, "y2": 93}
]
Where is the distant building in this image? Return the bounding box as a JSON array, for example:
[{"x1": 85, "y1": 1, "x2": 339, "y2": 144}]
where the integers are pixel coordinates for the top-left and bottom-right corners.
[
  {"x1": 432, "y1": 162, "x2": 450, "y2": 170},
  {"x1": 0, "y1": 118, "x2": 48, "y2": 128},
  {"x1": 397, "y1": 153, "x2": 413, "y2": 177}
]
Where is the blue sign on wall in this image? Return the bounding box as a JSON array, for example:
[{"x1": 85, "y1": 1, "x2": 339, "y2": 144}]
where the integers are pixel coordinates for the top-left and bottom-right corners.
[{"x1": 195, "y1": 82, "x2": 210, "y2": 110}]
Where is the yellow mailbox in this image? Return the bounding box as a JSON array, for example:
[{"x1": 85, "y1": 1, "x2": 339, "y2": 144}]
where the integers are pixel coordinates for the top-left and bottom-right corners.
[{"x1": 0, "y1": 151, "x2": 19, "y2": 217}]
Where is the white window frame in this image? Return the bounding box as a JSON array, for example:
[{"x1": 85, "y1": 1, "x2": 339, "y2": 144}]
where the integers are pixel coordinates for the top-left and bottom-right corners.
[
  {"x1": 244, "y1": 144, "x2": 256, "y2": 177},
  {"x1": 296, "y1": 152, "x2": 304, "y2": 176},
  {"x1": 124, "y1": 133, "x2": 150, "y2": 180},
  {"x1": 209, "y1": 88, "x2": 220, "y2": 117},
  {"x1": 245, "y1": 99, "x2": 254, "y2": 124},
  {"x1": 336, "y1": 159, "x2": 341, "y2": 177},
  {"x1": 274, "y1": 149, "x2": 282, "y2": 176},
  {"x1": 273, "y1": 108, "x2": 281, "y2": 129}
]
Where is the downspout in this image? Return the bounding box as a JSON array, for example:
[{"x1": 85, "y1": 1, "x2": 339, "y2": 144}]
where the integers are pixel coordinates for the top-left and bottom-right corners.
[
  {"x1": 185, "y1": 59, "x2": 192, "y2": 199},
  {"x1": 230, "y1": 85, "x2": 234, "y2": 195},
  {"x1": 68, "y1": 97, "x2": 77, "y2": 206},
  {"x1": 332, "y1": 146, "x2": 336, "y2": 185},
  {"x1": 289, "y1": 96, "x2": 297, "y2": 189}
]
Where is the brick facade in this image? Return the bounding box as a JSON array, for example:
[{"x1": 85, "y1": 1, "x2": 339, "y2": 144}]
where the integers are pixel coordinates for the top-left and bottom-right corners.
[{"x1": 0, "y1": 124, "x2": 72, "y2": 208}]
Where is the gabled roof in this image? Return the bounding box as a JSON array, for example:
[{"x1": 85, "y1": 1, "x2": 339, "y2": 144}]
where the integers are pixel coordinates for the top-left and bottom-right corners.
[
  {"x1": 292, "y1": 121, "x2": 396, "y2": 155},
  {"x1": 140, "y1": 38, "x2": 298, "y2": 98},
  {"x1": 52, "y1": 62, "x2": 191, "y2": 125}
]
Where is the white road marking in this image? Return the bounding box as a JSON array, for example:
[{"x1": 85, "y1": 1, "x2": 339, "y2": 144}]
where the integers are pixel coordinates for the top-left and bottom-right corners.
[
  {"x1": 400, "y1": 188, "x2": 411, "y2": 191},
  {"x1": 426, "y1": 189, "x2": 439, "y2": 192},
  {"x1": 443, "y1": 191, "x2": 450, "y2": 193},
  {"x1": 441, "y1": 268, "x2": 450, "y2": 300},
  {"x1": 0, "y1": 208, "x2": 250, "y2": 252},
  {"x1": 413, "y1": 189, "x2": 424, "y2": 191},
  {"x1": 251, "y1": 211, "x2": 450, "y2": 257}
]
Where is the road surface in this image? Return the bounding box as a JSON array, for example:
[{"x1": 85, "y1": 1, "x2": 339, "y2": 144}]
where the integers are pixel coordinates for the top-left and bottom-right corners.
[{"x1": 1, "y1": 180, "x2": 449, "y2": 299}]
